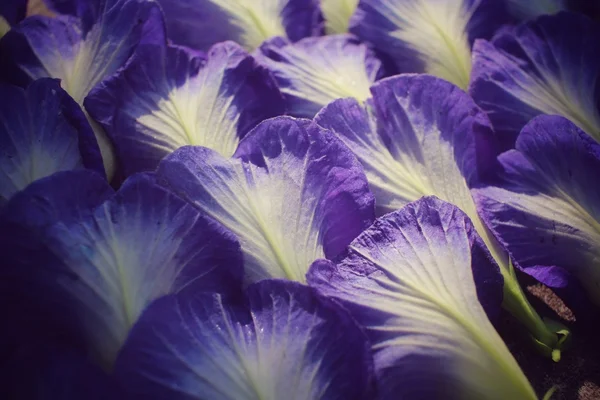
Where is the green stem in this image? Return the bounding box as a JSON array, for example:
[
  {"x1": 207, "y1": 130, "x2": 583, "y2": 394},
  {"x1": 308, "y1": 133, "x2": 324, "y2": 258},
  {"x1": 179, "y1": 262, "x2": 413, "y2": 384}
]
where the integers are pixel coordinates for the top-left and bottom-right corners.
[{"x1": 501, "y1": 260, "x2": 569, "y2": 362}]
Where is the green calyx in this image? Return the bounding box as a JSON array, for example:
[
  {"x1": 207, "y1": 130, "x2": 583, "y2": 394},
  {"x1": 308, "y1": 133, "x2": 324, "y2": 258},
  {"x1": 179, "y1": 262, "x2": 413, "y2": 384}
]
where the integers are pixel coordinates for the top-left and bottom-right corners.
[{"x1": 530, "y1": 318, "x2": 571, "y2": 362}]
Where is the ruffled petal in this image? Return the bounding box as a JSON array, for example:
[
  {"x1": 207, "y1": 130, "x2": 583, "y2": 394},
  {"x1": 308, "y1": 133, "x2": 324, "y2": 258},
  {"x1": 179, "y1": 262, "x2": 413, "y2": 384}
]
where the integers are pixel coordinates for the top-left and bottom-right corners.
[
  {"x1": 308, "y1": 197, "x2": 536, "y2": 400},
  {"x1": 157, "y1": 117, "x2": 375, "y2": 284},
  {"x1": 473, "y1": 115, "x2": 600, "y2": 305},
  {"x1": 86, "y1": 41, "x2": 283, "y2": 176},
  {"x1": 258, "y1": 35, "x2": 382, "y2": 118},
  {"x1": 469, "y1": 12, "x2": 600, "y2": 150}
]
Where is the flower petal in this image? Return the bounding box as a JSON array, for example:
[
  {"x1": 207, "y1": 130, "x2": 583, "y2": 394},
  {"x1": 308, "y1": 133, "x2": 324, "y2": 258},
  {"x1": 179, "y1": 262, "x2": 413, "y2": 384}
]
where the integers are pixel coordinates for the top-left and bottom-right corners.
[
  {"x1": 86, "y1": 41, "x2": 283, "y2": 176},
  {"x1": 258, "y1": 35, "x2": 383, "y2": 118},
  {"x1": 115, "y1": 279, "x2": 374, "y2": 400},
  {"x1": 156, "y1": 0, "x2": 322, "y2": 51},
  {"x1": 0, "y1": 170, "x2": 113, "y2": 356},
  {"x1": 469, "y1": 12, "x2": 600, "y2": 150},
  {"x1": 307, "y1": 196, "x2": 536, "y2": 400},
  {"x1": 351, "y1": 0, "x2": 508, "y2": 89},
  {"x1": 0, "y1": 0, "x2": 165, "y2": 178},
  {"x1": 473, "y1": 115, "x2": 600, "y2": 305},
  {"x1": 316, "y1": 74, "x2": 568, "y2": 359},
  {"x1": 0, "y1": 79, "x2": 105, "y2": 202},
  {"x1": 5, "y1": 172, "x2": 244, "y2": 369},
  {"x1": 157, "y1": 117, "x2": 375, "y2": 284},
  {"x1": 321, "y1": 0, "x2": 359, "y2": 33}
]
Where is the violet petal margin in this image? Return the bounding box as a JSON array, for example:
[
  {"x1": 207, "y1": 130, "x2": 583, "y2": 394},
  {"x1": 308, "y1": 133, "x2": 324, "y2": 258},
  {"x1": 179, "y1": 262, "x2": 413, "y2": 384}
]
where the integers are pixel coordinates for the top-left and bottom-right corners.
[
  {"x1": 258, "y1": 34, "x2": 383, "y2": 118},
  {"x1": 473, "y1": 115, "x2": 600, "y2": 306},
  {"x1": 155, "y1": 0, "x2": 322, "y2": 52},
  {"x1": 350, "y1": 0, "x2": 509, "y2": 89},
  {"x1": 114, "y1": 279, "x2": 374, "y2": 400},
  {"x1": 0, "y1": 78, "x2": 104, "y2": 203},
  {"x1": 307, "y1": 196, "x2": 536, "y2": 400},
  {"x1": 156, "y1": 116, "x2": 375, "y2": 285},
  {"x1": 86, "y1": 41, "x2": 283, "y2": 177},
  {"x1": 469, "y1": 12, "x2": 600, "y2": 150}
]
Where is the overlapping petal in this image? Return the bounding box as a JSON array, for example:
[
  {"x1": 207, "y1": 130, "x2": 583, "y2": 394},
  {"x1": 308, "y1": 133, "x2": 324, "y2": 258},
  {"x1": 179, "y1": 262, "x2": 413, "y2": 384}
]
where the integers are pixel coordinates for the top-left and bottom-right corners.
[
  {"x1": 156, "y1": 0, "x2": 322, "y2": 52},
  {"x1": 0, "y1": 0, "x2": 165, "y2": 178},
  {"x1": 258, "y1": 34, "x2": 383, "y2": 118},
  {"x1": 0, "y1": 78, "x2": 104, "y2": 203},
  {"x1": 321, "y1": 0, "x2": 359, "y2": 34},
  {"x1": 316, "y1": 74, "x2": 566, "y2": 358},
  {"x1": 157, "y1": 116, "x2": 375, "y2": 284},
  {"x1": 115, "y1": 280, "x2": 374, "y2": 400},
  {"x1": 308, "y1": 197, "x2": 536, "y2": 400},
  {"x1": 2, "y1": 171, "x2": 243, "y2": 369},
  {"x1": 86, "y1": 41, "x2": 283, "y2": 176},
  {"x1": 473, "y1": 115, "x2": 600, "y2": 305},
  {"x1": 469, "y1": 12, "x2": 600, "y2": 150},
  {"x1": 350, "y1": 0, "x2": 508, "y2": 89}
]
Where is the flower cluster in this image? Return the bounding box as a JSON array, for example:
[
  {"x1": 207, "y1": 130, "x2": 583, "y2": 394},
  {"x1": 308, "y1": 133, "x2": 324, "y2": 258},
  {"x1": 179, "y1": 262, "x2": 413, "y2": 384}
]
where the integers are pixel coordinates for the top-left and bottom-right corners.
[{"x1": 1, "y1": 0, "x2": 599, "y2": 399}]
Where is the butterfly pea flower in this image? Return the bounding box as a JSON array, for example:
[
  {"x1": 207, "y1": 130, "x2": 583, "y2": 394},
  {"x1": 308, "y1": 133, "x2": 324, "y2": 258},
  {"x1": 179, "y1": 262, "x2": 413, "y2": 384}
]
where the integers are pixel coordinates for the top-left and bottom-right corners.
[
  {"x1": 155, "y1": 0, "x2": 322, "y2": 52},
  {"x1": 0, "y1": 0, "x2": 26, "y2": 38},
  {"x1": 473, "y1": 115, "x2": 600, "y2": 307},
  {"x1": 321, "y1": 0, "x2": 359, "y2": 34},
  {"x1": 114, "y1": 280, "x2": 374, "y2": 399},
  {"x1": 156, "y1": 116, "x2": 375, "y2": 285},
  {"x1": 0, "y1": 0, "x2": 165, "y2": 179},
  {"x1": 350, "y1": 0, "x2": 509, "y2": 89},
  {"x1": 86, "y1": 40, "x2": 283, "y2": 178},
  {"x1": 0, "y1": 171, "x2": 243, "y2": 370},
  {"x1": 469, "y1": 12, "x2": 600, "y2": 151},
  {"x1": 0, "y1": 78, "x2": 104, "y2": 204},
  {"x1": 315, "y1": 74, "x2": 568, "y2": 359},
  {"x1": 258, "y1": 34, "x2": 384, "y2": 118},
  {"x1": 308, "y1": 197, "x2": 538, "y2": 400}
]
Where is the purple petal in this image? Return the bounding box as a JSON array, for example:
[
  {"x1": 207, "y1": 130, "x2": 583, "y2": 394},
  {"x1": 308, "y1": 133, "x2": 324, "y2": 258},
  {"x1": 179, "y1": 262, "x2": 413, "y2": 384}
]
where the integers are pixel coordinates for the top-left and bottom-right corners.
[
  {"x1": 0, "y1": 78, "x2": 104, "y2": 203},
  {"x1": 258, "y1": 34, "x2": 383, "y2": 118},
  {"x1": 308, "y1": 196, "x2": 536, "y2": 400},
  {"x1": 315, "y1": 73, "x2": 568, "y2": 358},
  {"x1": 473, "y1": 115, "x2": 600, "y2": 305},
  {"x1": 3, "y1": 172, "x2": 244, "y2": 369},
  {"x1": 115, "y1": 279, "x2": 374, "y2": 399},
  {"x1": 157, "y1": 116, "x2": 375, "y2": 284},
  {"x1": 469, "y1": 12, "x2": 600, "y2": 150},
  {"x1": 156, "y1": 0, "x2": 322, "y2": 51},
  {"x1": 350, "y1": 0, "x2": 509, "y2": 88},
  {"x1": 0, "y1": 0, "x2": 166, "y2": 178},
  {"x1": 86, "y1": 41, "x2": 283, "y2": 177}
]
